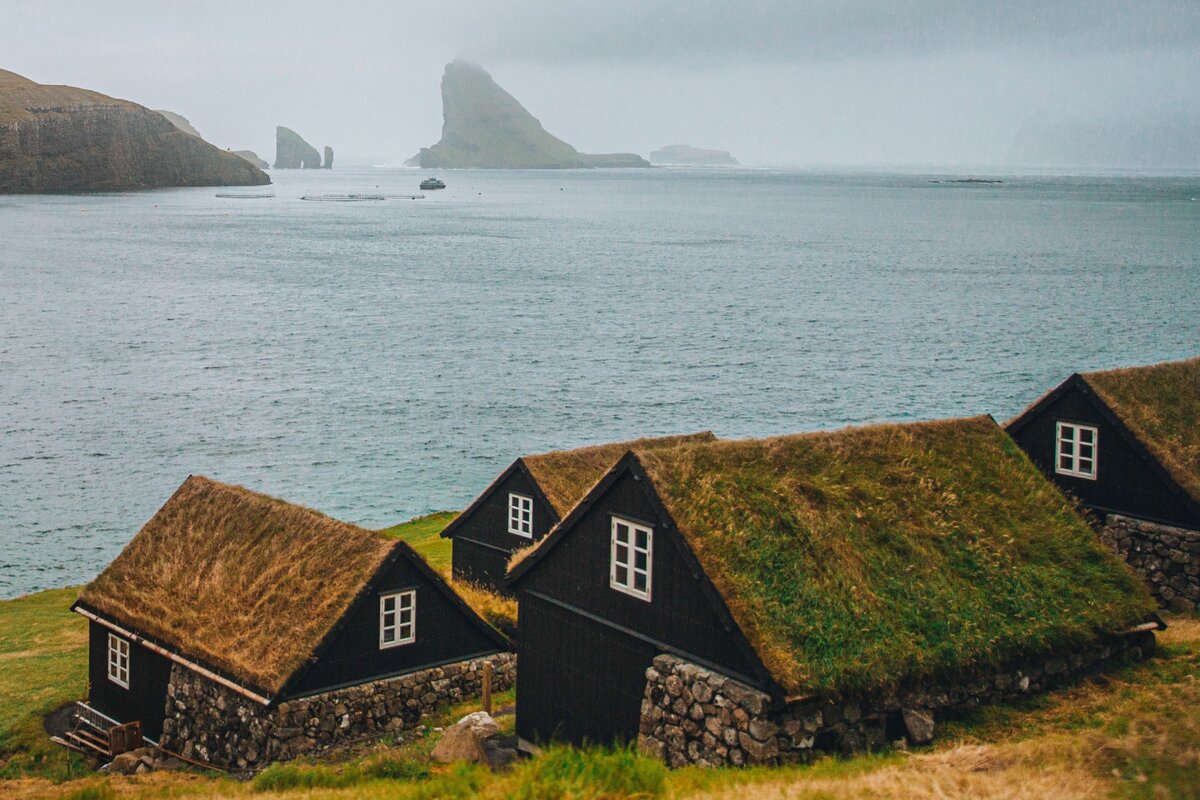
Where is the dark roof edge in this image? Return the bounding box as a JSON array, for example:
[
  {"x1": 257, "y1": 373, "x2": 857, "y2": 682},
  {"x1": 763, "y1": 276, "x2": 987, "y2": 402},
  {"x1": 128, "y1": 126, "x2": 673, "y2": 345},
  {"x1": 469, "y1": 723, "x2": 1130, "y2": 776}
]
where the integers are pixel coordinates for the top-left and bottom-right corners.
[{"x1": 1005, "y1": 373, "x2": 1081, "y2": 435}]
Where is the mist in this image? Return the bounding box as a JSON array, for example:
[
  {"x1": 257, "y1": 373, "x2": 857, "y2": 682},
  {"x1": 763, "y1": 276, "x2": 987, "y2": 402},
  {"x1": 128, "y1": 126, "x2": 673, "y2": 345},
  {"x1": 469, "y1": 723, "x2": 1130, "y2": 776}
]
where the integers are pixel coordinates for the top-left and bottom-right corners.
[{"x1": 2, "y1": 1, "x2": 1198, "y2": 167}]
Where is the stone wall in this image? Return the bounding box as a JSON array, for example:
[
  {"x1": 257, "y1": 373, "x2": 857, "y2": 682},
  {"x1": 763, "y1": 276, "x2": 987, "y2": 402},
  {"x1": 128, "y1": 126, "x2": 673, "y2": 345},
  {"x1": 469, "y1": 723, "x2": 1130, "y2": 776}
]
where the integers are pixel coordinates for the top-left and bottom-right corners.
[
  {"x1": 639, "y1": 631, "x2": 1154, "y2": 768},
  {"x1": 159, "y1": 653, "x2": 515, "y2": 769},
  {"x1": 1101, "y1": 514, "x2": 1199, "y2": 611}
]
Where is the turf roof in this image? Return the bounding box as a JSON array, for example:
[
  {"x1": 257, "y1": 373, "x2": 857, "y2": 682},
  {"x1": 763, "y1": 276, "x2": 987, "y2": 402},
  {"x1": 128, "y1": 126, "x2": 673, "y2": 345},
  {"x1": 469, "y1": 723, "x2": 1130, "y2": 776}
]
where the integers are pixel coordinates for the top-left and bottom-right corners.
[
  {"x1": 1082, "y1": 357, "x2": 1200, "y2": 504},
  {"x1": 519, "y1": 432, "x2": 717, "y2": 517},
  {"x1": 631, "y1": 416, "x2": 1154, "y2": 697},
  {"x1": 76, "y1": 476, "x2": 402, "y2": 696}
]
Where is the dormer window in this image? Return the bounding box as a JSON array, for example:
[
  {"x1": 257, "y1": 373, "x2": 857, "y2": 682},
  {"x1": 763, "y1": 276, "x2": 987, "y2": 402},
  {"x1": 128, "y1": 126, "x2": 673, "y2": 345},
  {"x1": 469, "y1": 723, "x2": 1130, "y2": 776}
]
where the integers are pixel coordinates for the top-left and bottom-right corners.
[
  {"x1": 610, "y1": 517, "x2": 652, "y2": 601},
  {"x1": 107, "y1": 633, "x2": 130, "y2": 688},
  {"x1": 1056, "y1": 421, "x2": 1098, "y2": 480},
  {"x1": 380, "y1": 590, "x2": 416, "y2": 648},
  {"x1": 509, "y1": 493, "x2": 533, "y2": 538}
]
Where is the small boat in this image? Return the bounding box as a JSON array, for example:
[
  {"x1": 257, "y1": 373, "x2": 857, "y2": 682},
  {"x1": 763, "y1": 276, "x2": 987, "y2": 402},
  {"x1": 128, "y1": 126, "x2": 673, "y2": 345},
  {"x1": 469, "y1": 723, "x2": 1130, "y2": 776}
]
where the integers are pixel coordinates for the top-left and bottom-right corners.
[{"x1": 420, "y1": 177, "x2": 446, "y2": 190}]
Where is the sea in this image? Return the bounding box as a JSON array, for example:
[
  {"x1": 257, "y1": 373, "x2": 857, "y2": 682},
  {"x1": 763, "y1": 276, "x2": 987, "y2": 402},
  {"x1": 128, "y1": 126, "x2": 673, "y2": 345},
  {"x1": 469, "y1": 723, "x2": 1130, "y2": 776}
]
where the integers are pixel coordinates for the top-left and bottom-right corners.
[{"x1": 1, "y1": 166, "x2": 1197, "y2": 598}]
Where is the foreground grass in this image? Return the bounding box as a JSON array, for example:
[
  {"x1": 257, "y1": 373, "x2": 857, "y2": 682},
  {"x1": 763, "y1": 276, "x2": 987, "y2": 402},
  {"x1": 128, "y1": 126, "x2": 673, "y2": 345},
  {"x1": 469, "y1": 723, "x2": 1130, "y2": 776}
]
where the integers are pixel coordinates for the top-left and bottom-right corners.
[{"x1": 0, "y1": 587, "x2": 88, "y2": 780}]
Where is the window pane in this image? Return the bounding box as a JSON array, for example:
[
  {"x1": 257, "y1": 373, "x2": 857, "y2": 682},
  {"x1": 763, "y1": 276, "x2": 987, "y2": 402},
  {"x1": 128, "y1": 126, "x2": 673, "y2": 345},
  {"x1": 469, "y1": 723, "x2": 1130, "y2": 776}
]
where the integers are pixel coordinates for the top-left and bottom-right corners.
[
  {"x1": 634, "y1": 551, "x2": 647, "y2": 571},
  {"x1": 1078, "y1": 428, "x2": 1093, "y2": 444},
  {"x1": 634, "y1": 572, "x2": 647, "y2": 592},
  {"x1": 1060, "y1": 455, "x2": 1073, "y2": 470},
  {"x1": 615, "y1": 544, "x2": 629, "y2": 565},
  {"x1": 636, "y1": 530, "x2": 648, "y2": 549}
]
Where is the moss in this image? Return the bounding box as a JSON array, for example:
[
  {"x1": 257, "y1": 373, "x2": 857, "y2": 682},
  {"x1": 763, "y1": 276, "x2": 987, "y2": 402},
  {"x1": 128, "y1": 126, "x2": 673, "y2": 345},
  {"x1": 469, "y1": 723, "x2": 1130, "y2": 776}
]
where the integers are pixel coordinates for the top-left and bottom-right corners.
[{"x1": 637, "y1": 417, "x2": 1156, "y2": 696}]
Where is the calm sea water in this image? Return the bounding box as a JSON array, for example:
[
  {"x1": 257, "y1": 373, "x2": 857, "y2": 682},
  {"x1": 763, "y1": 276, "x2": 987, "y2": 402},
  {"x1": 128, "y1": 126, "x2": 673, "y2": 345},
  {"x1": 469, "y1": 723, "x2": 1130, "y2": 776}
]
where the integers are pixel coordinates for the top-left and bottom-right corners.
[{"x1": 1, "y1": 167, "x2": 1197, "y2": 598}]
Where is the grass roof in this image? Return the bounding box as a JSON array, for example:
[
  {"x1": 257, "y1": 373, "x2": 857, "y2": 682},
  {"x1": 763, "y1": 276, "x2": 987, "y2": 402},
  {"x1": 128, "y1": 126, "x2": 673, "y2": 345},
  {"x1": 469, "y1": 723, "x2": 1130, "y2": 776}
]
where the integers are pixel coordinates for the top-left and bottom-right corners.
[
  {"x1": 1083, "y1": 357, "x2": 1200, "y2": 505},
  {"x1": 76, "y1": 476, "x2": 398, "y2": 696},
  {"x1": 522, "y1": 432, "x2": 716, "y2": 516},
  {"x1": 633, "y1": 416, "x2": 1154, "y2": 697}
]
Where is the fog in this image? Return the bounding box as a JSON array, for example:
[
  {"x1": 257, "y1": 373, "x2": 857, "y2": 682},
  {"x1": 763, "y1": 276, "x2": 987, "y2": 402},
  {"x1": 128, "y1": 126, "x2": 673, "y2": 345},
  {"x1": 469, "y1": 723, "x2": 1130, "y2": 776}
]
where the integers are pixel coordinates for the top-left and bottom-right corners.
[{"x1": 3, "y1": 1, "x2": 1198, "y2": 167}]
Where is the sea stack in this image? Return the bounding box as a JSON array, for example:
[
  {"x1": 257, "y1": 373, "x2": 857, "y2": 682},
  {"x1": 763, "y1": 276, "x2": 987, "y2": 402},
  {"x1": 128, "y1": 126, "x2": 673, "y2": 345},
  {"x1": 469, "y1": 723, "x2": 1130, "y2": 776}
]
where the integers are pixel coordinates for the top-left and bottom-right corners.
[
  {"x1": 323, "y1": 145, "x2": 333, "y2": 169},
  {"x1": 409, "y1": 60, "x2": 649, "y2": 169},
  {"x1": 0, "y1": 69, "x2": 269, "y2": 193},
  {"x1": 274, "y1": 126, "x2": 322, "y2": 169}
]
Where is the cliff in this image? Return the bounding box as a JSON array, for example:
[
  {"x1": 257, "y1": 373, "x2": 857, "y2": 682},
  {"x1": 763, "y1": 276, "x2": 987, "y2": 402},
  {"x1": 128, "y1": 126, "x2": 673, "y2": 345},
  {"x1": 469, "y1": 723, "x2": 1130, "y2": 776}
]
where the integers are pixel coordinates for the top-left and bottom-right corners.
[
  {"x1": 156, "y1": 110, "x2": 203, "y2": 138},
  {"x1": 410, "y1": 60, "x2": 649, "y2": 169},
  {"x1": 0, "y1": 70, "x2": 270, "y2": 193},
  {"x1": 650, "y1": 144, "x2": 739, "y2": 166},
  {"x1": 274, "y1": 126, "x2": 322, "y2": 169},
  {"x1": 234, "y1": 150, "x2": 269, "y2": 169}
]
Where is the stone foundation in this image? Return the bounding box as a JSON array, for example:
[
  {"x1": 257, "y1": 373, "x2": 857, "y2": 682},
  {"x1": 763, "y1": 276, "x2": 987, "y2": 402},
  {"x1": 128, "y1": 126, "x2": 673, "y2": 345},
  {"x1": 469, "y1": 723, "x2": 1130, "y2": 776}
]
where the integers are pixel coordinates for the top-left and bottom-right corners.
[
  {"x1": 1101, "y1": 514, "x2": 1199, "y2": 611},
  {"x1": 159, "y1": 653, "x2": 515, "y2": 769},
  {"x1": 639, "y1": 631, "x2": 1154, "y2": 768}
]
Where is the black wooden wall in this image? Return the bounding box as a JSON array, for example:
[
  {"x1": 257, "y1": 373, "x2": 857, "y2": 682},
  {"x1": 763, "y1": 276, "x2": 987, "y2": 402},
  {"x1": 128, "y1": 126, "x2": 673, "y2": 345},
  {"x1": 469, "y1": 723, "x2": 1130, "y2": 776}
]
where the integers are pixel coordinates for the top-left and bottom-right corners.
[
  {"x1": 87, "y1": 621, "x2": 173, "y2": 740},
  {"x1": 516, "y1": 467, "x2": 762, "y2": 746},
  {"x1": 1009, "y1": 384, "x2": 1199, "y2": 528},
  {"x1": 450, "y1": 466, "x2": 558, "y2": 591},
  {"x1": 285, "y1": 555, "x2": 503, "y2": 698}
]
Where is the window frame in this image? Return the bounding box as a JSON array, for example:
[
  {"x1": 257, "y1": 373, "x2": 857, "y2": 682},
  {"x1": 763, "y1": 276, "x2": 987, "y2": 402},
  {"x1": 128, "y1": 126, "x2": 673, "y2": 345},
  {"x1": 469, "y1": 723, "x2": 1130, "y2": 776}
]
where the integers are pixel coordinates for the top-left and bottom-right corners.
[
  {"x1": 1055, "y1": 421, "x2": 1099, "y2": 480},
  {"x1": 508, "y1": 492, "x2": 534, "y2": 538},
  {"x1": 107, "y1": 633, "x2": 130, "y2": 689},
  {"x1": 610, "y1": 516, "x2": 653, "y2": 602},
  {"x1": 379, "y1": 589, "x2": 417, "y2": 649}
]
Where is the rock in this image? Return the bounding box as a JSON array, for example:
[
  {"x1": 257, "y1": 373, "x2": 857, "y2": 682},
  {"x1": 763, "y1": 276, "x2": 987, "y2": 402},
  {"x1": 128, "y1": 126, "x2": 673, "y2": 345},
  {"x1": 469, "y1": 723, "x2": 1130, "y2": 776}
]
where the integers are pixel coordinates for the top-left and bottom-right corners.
[
  {"x1": 274, "y1": 126, "x2": 322, "y2": 169},
  {"x1": 649, "y1": 145, "x2": 739, "y2": 166},
  {"x1": 156, "y1": 110, "x2": 202, "y2": 138},
  {"x1": 409, "y1": 60, "x2": 649, "y2": 169},
  {"x1": 0, "y1": 70, "x2": 269, "y2": 193},
  {"x1": 901, "y1": 708, "x2": 935, "y2": 745},
  {"x1": 431, "y1": 724, "x2": 489, "y2": 764},
  {"x1": 109, "y1": 750, "x2": 143, "y2": 774},
  {"x1": 231, "y1": 150, "x2": 268, "y2": 170},
  {"x1": 323, "y1": 145, "x2": 333, "y2": 169},
  {"x1": 455, "y1": 711, "x2": 500, "y2": 739}
]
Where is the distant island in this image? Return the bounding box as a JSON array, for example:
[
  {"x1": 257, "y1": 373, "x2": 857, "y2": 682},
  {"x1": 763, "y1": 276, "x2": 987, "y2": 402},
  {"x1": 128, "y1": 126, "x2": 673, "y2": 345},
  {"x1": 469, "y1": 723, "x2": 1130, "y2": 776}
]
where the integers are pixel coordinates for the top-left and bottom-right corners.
[
  {"x1": 0, "y1": 69, "x2": 269, "y2": 193},
  {"x1": 408, "y1": 60, "x2": 649, "y2": 169},
  {"x1": 650, "y1": 144, "x2": 738, "y2": 166}
]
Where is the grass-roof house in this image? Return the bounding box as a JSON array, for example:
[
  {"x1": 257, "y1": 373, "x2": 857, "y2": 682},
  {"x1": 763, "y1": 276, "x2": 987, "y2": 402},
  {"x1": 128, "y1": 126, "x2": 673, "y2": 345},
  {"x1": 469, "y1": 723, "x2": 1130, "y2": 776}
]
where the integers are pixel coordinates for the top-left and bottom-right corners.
[
  {"x1": 506, "y1": 417, "x2": 1157, "y2": 766},
  {"x1": 1007, "y1": 356, "x2": 1200, "y2": 609},
  {"x1": 440, "y1": 432, "x2": 715, "y2": 592},
  {"x1": 71, "y1": 476, "x2": 512, "y2": 768}
]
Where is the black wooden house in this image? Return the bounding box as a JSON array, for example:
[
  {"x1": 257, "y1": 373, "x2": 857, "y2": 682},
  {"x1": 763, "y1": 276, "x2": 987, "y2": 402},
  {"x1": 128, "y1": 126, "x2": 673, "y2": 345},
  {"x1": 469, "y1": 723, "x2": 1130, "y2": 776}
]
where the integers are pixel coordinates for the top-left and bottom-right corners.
[
  {"x1": 506, "y1": 417, "x2": 1153, "y2": 754},
  {"x1": 1007, "y1": 356, "x2": 1200, "y2": 530},
  {"x1": 71, "y1": 476, "x2": 509, "y2": 756},
  {"x1": 440, "y1": 432, "x2": 715, "y2": 592}
]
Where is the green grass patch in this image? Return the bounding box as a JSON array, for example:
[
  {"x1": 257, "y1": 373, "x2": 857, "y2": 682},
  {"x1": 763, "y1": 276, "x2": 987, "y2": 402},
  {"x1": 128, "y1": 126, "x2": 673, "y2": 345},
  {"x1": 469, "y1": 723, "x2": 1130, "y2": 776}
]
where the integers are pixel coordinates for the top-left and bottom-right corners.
[
  {"x1": 507, "y1": 745, "x2": 666, "y2": 800},
  {"x1": 0, "y1": 586, "x2": 89, "y2": 780},
  {"x1": 380, "y1": 512, "x2": 457, "y2": 572}
]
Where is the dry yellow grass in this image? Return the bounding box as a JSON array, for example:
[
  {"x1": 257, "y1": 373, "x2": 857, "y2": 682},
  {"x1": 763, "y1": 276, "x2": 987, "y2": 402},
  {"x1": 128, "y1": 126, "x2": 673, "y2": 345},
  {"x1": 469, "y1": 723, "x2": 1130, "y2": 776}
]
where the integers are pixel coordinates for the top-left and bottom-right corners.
[
  {"x1": 522, "y1": 432, "x2": 716, "y2": 516},
  {"x1": 77, "y1": 476, "x2": 398, "y2": 695}
]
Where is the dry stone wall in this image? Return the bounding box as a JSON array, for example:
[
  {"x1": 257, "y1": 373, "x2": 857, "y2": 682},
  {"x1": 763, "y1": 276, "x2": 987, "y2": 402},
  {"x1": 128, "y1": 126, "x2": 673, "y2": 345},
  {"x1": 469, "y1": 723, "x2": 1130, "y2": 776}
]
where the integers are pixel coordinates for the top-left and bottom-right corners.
[
  {"x1": 159, "y1": 653, "x2": 515, "y2": 770},
  {"x1": 1102, "y1": 514, "x2": 1199, "y2": 611},
  {"x1": 639, "y1": 631, "x2": 1154, "y2": 767}
]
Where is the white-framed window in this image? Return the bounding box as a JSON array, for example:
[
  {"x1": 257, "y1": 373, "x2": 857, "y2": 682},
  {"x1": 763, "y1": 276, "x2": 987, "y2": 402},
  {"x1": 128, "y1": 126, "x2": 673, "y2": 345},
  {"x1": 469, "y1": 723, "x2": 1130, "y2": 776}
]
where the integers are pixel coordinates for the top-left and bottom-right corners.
[
  {"x1": 1056, "y1": 421, "x2": 1098, "y2": 480},
  {"x1": 610, "y1": 516, "x2": 653, "y2": 601},
  {"x1": 380, "y1": 590, "x2": 416, "y2": 649},
  {"x1": 508, "y1": 492, "x2": 533, "y2": 538},
  {"x1": 107, "y1": 633, "x2": 130, "y2": 688}
]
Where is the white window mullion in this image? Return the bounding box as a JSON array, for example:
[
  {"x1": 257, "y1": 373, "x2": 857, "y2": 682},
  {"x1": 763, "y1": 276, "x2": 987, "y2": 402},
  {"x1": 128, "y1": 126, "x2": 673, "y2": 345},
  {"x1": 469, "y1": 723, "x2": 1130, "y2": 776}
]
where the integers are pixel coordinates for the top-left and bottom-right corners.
[
  {"x1": 1055, "y1": 421, "x2": 1098, "y2": 480},
  {"x1": 107, "y1": 634, "x2": 130, "y2": 688},
  {"x1": 610, "y1": 517, "x2": 653, "y2": 601},
  {"x1": 508, "y1": 493, "x2": 534, "y2": 537},
  {"x1": 380, "y1": 590, "x2": 417, "y2": 649}
]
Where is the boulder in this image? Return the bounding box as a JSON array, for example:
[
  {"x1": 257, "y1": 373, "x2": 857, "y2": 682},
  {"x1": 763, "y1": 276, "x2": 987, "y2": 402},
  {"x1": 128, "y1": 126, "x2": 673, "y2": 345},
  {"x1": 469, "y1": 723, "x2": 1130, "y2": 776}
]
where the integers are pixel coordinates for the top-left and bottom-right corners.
[
  {"x1": 431, "y1": 711, "x2": 499, "y2": 764},
  {"x1": 901, "y1": 708, "x2": 935, "y2": 745}
]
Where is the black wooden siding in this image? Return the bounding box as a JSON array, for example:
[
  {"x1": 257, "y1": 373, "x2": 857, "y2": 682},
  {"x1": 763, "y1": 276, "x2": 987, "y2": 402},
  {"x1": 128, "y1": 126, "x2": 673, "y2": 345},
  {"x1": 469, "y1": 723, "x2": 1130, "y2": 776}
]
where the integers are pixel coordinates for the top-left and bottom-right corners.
[
  {"x1": 516, "y1": 468, "x2": 761, "y2": 746},
  {"x1": 1009, "y1": 385, "x2": 1199, "y2": 529},
  {"x1": 86, "y1": 621, "x2": 173, "y2": 740},
  {"x1": 450, "y1": 467, "x2": 558, "y2": 592},
  {"x1": 285, "y1": 555, "x2": 503, "y2": 698},
  {"x1": 517, "y1": 593, "x2": 656, "y2": 745}
]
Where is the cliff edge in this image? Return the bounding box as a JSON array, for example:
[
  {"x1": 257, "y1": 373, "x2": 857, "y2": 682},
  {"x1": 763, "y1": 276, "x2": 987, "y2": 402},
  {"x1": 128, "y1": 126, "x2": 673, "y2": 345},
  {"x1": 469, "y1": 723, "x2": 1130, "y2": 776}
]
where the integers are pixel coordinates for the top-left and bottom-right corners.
[
  {"x1": 410, "y1": 60, "x2": 649, "y2": 169},
  {"x1": 0, "y1": 70, "x2": 269, "y2": 193}
]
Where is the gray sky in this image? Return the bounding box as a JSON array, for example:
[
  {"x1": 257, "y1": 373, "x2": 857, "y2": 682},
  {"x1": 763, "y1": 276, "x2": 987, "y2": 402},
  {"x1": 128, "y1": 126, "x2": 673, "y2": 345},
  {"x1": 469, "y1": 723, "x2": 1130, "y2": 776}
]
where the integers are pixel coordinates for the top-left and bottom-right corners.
[{"x1": 3, "y1": 1, "x2": 1198, "y2": 166}]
